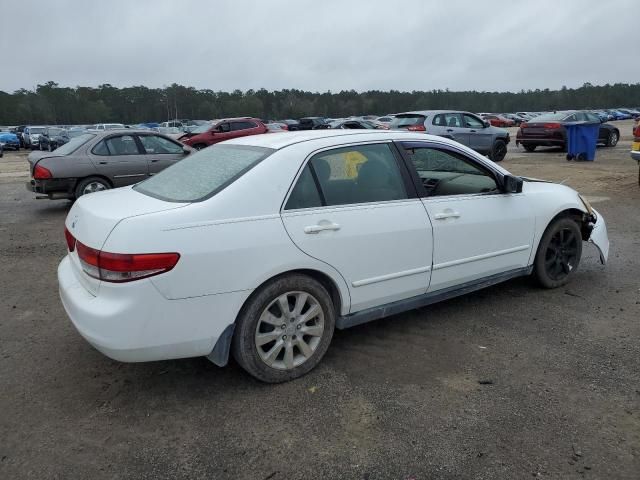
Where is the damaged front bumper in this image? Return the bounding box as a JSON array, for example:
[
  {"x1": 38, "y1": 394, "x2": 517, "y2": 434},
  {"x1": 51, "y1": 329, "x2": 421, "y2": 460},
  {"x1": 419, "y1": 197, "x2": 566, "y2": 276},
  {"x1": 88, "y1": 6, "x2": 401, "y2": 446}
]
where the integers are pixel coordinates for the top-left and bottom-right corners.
[{"x1": 587, "y1": 208, "x2": 609, "y2": 264}]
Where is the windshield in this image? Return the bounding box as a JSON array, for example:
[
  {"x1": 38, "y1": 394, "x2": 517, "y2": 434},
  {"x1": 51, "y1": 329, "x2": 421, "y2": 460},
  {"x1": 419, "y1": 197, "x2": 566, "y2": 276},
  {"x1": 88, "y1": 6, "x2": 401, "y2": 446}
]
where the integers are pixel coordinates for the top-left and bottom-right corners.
[
  {"x1": 134, "y1": 144, "x2": 274, "y2": 202},
  {"x1": 190, "y1": 123, "x2": 212, "y2": 134},
  {"x1": 67, "y1": 129, "x2": 85, "y2": 138},
  {"x1": 51, "y1": 133, "x2": 95, "y2": 155},
  {"x1": 105, "y1": 124, "x2": 124, "y2": 129},
  {"x1": 48, "y1": 128, "x2": 65, "y2": 136},
  {"x1": 30, "y1": 127, "x2": 45, "y2": 134},
  {"x1": 389, "y1": 115, "x2": 425, "y2": 128}
]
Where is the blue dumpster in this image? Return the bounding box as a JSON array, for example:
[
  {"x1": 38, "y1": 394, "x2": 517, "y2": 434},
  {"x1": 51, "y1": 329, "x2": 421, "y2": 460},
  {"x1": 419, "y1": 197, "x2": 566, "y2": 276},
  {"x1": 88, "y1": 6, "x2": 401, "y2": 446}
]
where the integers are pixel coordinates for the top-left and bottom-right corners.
[{"x1": 565, "y1": 121, "x2": 600, "y2": 161}]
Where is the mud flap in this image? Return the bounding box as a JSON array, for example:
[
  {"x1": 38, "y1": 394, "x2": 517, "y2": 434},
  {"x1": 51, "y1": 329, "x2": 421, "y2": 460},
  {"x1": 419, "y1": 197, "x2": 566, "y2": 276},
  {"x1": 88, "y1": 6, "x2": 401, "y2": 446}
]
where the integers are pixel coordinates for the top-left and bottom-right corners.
[
  {"x1": 588, "y1": 209, "x2": 609, "y2": 265},
  {"x1": 206, "y1": 323, "x2": 235, "y2": 367}
]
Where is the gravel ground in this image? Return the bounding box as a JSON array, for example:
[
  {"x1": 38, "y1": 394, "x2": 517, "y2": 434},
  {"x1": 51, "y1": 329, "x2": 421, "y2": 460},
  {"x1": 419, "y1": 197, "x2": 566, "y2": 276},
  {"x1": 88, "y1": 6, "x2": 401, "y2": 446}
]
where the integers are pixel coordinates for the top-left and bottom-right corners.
[{"x1": 1, "y1": 122, "x2": 639, "y2": 479}]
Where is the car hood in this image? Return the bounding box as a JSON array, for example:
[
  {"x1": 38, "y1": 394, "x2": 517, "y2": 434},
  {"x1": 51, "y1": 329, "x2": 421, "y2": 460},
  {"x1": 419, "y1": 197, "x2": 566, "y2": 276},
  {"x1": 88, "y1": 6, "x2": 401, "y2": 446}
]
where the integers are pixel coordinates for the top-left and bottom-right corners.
[{"x1": 66, "y1": 186, "x2": 189, "y2": 251}]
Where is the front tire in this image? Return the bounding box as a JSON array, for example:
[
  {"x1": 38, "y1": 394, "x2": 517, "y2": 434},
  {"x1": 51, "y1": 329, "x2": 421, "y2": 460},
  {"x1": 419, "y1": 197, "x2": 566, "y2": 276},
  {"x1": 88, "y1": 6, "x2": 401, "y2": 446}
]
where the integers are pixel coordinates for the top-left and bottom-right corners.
[
  {"x1": 533, "y1": 217, "x2": 583, "y2": 289},
  {"x1": 523, "y1": 143, "x2": 537, "y2": 152},
  {"x1": 232, "y1": 274, "x2": 335, "y2": 383},
  {"x1": 489, "y1": 139, "x2": 507, "y2": 162},
  {"x1": 75, "y1": 176, "x2": 111, "y2": 198},
  {"x1": 606, "y1": 130, "x2": 619, "y2": 147}
]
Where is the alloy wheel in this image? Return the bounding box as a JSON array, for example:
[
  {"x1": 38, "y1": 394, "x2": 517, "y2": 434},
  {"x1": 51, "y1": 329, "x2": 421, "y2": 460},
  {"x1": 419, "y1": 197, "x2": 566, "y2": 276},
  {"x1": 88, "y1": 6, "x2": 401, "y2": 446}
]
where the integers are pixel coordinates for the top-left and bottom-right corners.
[
  {"x1": 544, "y1": 228, "x2": 579, "y2": 281},
  {"x1": 254, "y1": 291, "x2": 325, "y2": 370},
  {"x1": 82, "y1": 181, "x2": 108, "y2": 195}
]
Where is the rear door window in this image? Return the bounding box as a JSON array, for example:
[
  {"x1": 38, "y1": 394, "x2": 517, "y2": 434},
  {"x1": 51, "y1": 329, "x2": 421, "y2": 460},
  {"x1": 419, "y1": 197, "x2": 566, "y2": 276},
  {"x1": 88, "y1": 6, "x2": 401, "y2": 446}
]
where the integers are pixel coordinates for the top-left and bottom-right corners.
[
  {"x1": 231, "y1": 121, "x2": 258, "y2": 131},
  {"x1": 106, "y1": 135, "x2": 141, "y2": 155},
  {"x1": 433, "y1": 113, "x2": 463, "y2": 128},
  {"x1": 285, "y1": 143, "x2": 408, "y2": 209}
]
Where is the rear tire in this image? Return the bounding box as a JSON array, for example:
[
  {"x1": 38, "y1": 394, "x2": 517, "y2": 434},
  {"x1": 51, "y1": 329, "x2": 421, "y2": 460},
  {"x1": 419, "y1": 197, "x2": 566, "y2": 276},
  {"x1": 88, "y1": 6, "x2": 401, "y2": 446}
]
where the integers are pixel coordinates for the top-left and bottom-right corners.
[
  {"x1": 75, "y1": 176, "x2": 111, "y2": 198},
  {"x1": 489, "y1": 139, "x2": 507, "y2": 162},
  {"x1": 232, "y1": 274, "x2": 335, "y2": 383},
  {"x1": 523, "y1": 143, "x2": 536, "y2": 152},
  {"x1": 533, "y1": 217, "x2": 582, "y2": 289},
  {"x1": 606, "y1": 130, "x2": 619, "y2": 147}
]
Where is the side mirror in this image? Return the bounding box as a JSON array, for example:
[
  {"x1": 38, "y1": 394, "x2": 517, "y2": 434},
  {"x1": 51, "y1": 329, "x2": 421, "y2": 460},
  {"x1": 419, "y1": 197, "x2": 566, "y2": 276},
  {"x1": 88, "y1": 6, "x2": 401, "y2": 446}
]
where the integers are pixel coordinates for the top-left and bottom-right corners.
[
  {"x1": 503, "y1": 175, "x2": 523, "y2": 193},
  {"x1": 182, "y1": 146, "x2": 191, "y2": 154},
  {"x1": 483, "y1": 121, "x2": 491, "y2": 128}
]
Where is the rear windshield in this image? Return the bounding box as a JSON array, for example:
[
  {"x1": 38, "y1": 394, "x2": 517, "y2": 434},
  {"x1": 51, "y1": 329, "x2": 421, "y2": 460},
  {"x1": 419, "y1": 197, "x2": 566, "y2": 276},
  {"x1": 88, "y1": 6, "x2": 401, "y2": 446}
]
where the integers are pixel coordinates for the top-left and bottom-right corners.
[
  {"x1": 52, "y1": 133, "x2": 95, "y2": 155},
  {"x1": 528, "y1": 113, "x2": 569, "y2": 122},
  {"x1": 134, "y1": 144, "x2": 274, "y2": 202},
  {"x1": 389, "y1": 115, "x2": 425, "y2": 128}
]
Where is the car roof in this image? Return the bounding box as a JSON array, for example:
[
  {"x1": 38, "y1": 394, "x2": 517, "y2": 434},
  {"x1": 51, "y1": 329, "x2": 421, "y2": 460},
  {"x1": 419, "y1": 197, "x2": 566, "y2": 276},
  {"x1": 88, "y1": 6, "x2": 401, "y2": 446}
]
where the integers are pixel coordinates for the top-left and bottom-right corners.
[{"x1": 224, "y1": 129, "x2": 461, "y2": 150}]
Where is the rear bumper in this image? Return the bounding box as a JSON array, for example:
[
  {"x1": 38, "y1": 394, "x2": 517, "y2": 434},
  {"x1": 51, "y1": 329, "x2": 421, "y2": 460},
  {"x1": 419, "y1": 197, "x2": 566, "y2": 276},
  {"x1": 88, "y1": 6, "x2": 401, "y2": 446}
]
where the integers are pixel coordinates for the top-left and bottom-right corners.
[
  {"x1": 26, "y1": 178, "x2": 75, "y2": 198},
  {"x1": 516, "y1": 137, "x2": 564, "y2": 147},
  {"x1": 58, "y1": 255, "x2": 248, "y2": 362}
]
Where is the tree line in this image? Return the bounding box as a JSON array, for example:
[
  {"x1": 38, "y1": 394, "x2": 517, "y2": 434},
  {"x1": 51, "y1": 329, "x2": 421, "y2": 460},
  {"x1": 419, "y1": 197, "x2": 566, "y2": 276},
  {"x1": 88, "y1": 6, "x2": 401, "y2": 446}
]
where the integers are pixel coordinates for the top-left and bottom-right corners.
[{"x1": 1, "y1": 81, "x2": 639, "y2": 125}]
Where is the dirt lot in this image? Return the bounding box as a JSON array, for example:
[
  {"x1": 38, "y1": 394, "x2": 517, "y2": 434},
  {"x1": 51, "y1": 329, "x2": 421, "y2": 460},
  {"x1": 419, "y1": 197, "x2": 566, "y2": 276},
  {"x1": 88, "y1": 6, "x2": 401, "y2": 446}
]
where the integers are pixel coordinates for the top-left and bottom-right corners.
[{"x1": 1, "y1": 122, "x2": 639, "y2": 480}]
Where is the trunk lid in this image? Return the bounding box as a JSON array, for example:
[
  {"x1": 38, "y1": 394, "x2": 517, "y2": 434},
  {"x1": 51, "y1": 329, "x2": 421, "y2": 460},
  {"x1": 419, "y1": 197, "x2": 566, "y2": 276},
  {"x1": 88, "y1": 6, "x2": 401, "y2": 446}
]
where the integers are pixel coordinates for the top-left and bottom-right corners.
[{"x1": 65, "y1": 186, "x2": 188, "y2": 295}]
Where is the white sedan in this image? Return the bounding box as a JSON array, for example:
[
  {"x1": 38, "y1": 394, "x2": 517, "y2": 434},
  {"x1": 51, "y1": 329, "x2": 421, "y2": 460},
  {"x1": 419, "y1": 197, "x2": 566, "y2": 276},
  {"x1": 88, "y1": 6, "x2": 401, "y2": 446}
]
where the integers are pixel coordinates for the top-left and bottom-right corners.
[{"x1": 59, "y1": 130, "x2": 609, "y2": 382}]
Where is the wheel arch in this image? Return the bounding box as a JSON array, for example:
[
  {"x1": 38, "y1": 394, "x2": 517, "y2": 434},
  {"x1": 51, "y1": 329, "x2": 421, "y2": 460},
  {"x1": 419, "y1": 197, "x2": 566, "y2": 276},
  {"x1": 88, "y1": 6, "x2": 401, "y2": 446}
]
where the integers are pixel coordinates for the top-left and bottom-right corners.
[
  {"x1": 208, "y1": 267, "x2": 347, "y2": 368},
  {"x1": 530, "y1": 207, "x2": 591, "y2": 264},
  {"x1": 74, "y1": 174, "x2": 114, "y2": 190}
]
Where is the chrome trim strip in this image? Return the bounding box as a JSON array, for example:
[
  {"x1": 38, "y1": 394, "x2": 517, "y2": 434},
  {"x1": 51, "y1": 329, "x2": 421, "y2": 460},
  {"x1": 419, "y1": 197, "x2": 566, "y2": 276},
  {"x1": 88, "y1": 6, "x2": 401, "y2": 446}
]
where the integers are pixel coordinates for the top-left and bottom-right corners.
[
  {"x1": 352, "y1": 266, "x2": 431, "y2": 287},
  {"x1": 113, "y1": 173, "x2": 147, "y2": 179},
  {"x1": 433, "y1": 245, "x2": 530, "y2": 270}
]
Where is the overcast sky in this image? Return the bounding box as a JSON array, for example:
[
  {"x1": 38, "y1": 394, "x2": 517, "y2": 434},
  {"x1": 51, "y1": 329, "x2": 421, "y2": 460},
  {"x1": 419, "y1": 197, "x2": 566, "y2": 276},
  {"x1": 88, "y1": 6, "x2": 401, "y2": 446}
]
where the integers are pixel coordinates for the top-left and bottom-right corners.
[{"x1": 3, "y1": 0, "x2": 637, "y2": 93}]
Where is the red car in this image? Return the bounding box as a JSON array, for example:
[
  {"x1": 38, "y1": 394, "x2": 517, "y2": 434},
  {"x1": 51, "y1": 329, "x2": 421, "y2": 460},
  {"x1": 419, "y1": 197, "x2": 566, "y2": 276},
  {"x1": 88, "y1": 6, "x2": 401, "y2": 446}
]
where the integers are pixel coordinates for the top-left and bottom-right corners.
[
  {"x1": 180, "y1": 118, "x2": 267, "y2": 149},
  {"x1": 482, "y1": 114, "x2": 515, "y2": 128}
]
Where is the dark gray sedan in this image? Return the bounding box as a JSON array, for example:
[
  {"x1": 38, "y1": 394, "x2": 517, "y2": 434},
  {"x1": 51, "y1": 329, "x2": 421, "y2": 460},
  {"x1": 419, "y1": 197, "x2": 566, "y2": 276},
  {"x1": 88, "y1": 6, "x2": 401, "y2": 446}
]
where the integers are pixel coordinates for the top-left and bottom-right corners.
[{"x1": 27, "y1": 129, "x2": 192, "y2": 200}]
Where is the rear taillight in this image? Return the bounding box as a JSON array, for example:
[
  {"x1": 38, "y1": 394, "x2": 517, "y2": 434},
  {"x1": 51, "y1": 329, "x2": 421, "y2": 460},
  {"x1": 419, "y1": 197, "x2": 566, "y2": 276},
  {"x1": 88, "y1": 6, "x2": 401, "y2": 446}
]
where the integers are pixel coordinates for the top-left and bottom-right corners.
[
  {"x1": 75, "y1": 240, "x2": 180, "y2": 283},
  {"x1": 33, "y1": 164, "x2": 52, "y2": 179},
  {"x1": 64, "y1": 227, "x2": 76, "y2": 252},
  {"x1": 543, "y1": 123, "x2": 562, "y2": 129},
  {"x1": 407, "y1": 125, "x2": 426, "y2": 132}
]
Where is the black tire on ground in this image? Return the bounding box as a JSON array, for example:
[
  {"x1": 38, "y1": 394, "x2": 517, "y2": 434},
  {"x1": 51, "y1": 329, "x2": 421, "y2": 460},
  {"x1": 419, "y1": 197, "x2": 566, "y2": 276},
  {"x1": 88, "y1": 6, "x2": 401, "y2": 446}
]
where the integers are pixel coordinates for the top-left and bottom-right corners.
[
  {"x1": 523, "y1": 143, "x2": 536, "y2": 152},
  {"x1": 232, "y1": 274, "x2": 336, "y2": 383},
  {"x1": 74, "y1": 176, "x2": 111, "y2": 198},
  {"x1": 533, "y1": 216, "x2": 583, "y2": 289},
  {"x1": 489, "y1": 139, "x2": 507, "y2": 162},
  {"x1": 606, "y1": 130, "x2": 619, "y2": 147}
]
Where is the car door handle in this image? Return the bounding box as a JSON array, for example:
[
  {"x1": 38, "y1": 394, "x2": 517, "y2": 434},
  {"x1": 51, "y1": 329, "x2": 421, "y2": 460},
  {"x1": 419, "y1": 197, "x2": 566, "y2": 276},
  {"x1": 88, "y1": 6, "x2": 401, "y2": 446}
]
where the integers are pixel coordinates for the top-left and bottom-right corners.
[
  {"x1": 151, "y1": 159, "x2": 159, "y2": 162},
  {"x1": 98, "y1": 161, "x2": 107, "y2": 165},
  {"x1": 304, "y1": 222, "x2": 341, "y2": 234},
  {"x1": 446, "y1": 129, "x2": 454, "y2": 132},
  {"x1": 434, "y1": 211, "x2": 461, "y2": 220},
  {"x1": 469, "y1": 130, "x2": 477, "y2": 133}
]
